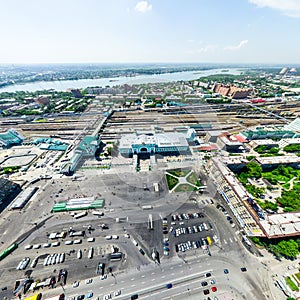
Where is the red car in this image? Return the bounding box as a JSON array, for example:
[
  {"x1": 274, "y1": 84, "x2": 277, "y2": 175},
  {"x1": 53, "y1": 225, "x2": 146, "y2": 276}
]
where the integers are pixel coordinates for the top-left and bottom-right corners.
[{"x1": 211, "y1": 286, "x2": 217, "y2": 292}]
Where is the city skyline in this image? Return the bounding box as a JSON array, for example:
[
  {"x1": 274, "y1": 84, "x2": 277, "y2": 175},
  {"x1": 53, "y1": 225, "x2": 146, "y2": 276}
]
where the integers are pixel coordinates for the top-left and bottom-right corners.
[{"x1": 0, "y1": 0, "x2": 300, "y2": 64}]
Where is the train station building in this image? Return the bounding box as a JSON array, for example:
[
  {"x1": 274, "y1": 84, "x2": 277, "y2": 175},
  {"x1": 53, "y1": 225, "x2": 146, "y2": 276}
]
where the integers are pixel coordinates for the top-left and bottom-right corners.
[{"x1": 119, "y1": 126, "x2": 196, "y2": 156}]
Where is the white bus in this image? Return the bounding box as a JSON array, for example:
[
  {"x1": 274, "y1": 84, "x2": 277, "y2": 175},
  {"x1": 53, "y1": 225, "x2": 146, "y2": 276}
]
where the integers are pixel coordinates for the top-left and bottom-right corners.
[
  {"x1": 74, "y1": 211, "x2": 88, "y2": 219},
  {"x1": 88, "y1": 247, "x2": 94, "y2": 259}
]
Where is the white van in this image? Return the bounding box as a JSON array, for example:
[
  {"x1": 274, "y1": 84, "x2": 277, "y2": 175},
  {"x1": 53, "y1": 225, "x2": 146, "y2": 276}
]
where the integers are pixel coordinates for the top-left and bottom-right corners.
[{"x1": 74, "y1": 239, "x2": 82, "y2": 244}]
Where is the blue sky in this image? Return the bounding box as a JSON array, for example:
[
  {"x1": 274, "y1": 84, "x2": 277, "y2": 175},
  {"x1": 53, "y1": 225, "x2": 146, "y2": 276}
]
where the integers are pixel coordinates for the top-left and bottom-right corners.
[{"x1": 0, "y1": 0, "x2": 300, "y2": 64}]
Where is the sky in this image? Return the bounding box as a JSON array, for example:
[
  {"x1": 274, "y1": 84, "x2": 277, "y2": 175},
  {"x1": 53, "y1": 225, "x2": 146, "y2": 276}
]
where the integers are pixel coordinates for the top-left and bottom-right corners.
[{"x1": 0, "y1": 0, "x2": 300, "y2": 64}]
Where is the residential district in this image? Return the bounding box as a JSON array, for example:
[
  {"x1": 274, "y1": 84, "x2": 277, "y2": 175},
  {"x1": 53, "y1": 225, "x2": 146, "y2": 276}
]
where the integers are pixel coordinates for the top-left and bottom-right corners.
[{"x1": 1, "y1": 67, "x2": 300, "y2": 300}]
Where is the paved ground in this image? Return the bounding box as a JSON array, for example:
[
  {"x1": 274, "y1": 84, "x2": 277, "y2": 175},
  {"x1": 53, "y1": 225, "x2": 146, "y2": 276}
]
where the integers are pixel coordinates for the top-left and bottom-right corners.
[{"x1": 0, "y1": 159, "x2": 290, "y2": 300}]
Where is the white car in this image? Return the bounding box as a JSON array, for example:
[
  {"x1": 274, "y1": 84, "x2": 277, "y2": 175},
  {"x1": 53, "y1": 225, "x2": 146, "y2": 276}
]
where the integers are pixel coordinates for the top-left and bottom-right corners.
[
  {"x1": 114, "y1": 290, "x2": 121, "y2": 297},
  {"x1": 85, "y1": 278, "x2": 93, "y2": 284},
  {"x1": 124, "y1": 233, "x2": 130, "y2": 238},
  {"x1": 72, "y1": 281, "x2": 79, "y2": 288},
  {"x1": 100, "y1": 274, "x2": 107, "y2": 280},
  {"x1": 103, "y1": 294, "x2": 111, "y2": 300}
]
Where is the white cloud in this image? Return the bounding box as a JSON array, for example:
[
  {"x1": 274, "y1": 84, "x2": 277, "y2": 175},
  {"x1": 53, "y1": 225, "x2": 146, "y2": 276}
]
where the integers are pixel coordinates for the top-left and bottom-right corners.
[
  {"x1": 249, "y1": 0, "x2": 300, "y2": 17},
  {"x1": 135, "y1": 1, "x2": 152, "y2": 13},
  {"x1": 197, "y1": 44, "x2": 218, "y2": 53},
  {"x1": 225, "y1": 40, "x2": 249, "y2": 51}
]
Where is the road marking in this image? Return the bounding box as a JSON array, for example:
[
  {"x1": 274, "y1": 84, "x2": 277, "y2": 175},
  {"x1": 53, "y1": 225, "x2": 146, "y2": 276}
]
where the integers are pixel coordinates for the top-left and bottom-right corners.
[
  {"x1": 151, "y1": 272, "x2": 155, "y2": 275},
  {"x1": 180, "y1": 270, "x2": 184, "y2": 273},
  {"x1": 131, "y1": 278, "x2": 135, "y2": 281},
  {"x1": 151, "y1": 278, "x2": 155, "y2": 281},
  {"x1": 161, "y1": 275, "x2": 166, "y2": 278},
  {"x1": 224, "y1": 240, "x2": 227, "y2": 244},
  {"x1": 141, "y1": 275, "x2": 145, "y2": 278},
  {"x1": 110, "y1": 283, "x2": 114, "y2": 286},
  {"x1": 234, "y1": 237, "x2": 238, "y2": 241},
  {"x1": 131, "y1": 284, "x2": 136, "y2": 287},
  {"x1": 142, "y1": 282, "x2": 145, "y2": 284},
  {"x1": 120, "y1": 280, "x2": 124, "y2": 283},
  {"x1": 229, "y1": 238, "x2": 233, "y2": 243},
  {"x1": 178, "y1": 264, "x2": 182, "y2": 267},
  {"x1": 171, "y1": 273, "x2": 175, "y2": 276},
  {"x1": 99, "y1": 287, "x2": 103, "y2": 289},
  {"x1": 170, "y1": 267, "x2": 174, "y2": 270}
]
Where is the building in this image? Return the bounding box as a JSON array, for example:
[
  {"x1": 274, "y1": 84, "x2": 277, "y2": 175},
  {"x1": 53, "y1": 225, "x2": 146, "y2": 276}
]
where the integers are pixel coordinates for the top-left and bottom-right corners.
[
  {"x1": 70, "y1": 89, "x2": 83, "y2": 98},
  {"x1": 239, "y1": 129, "x2": 296, "y2": 141},
  {"x1": 35, "y1": 95, "x2": 50, "y2": 106},
  {"x1": 217, "y1": 132, "x2": 245, "y2": 152},
  {"x1": 60, "y1": 135, "x2": 101, "y2": 175},
  {"x1": 249, "y1": 139, "x2": 279, "y2": 150},
  {"x1": 208, "y1": 156, "x2": 300, "y2": 239},
  {"x1": 119, "y1": 127, "x2": 196, "y2": 156},
  {"x1": 0, "y1": 178, "x2": 22, "y2": 213},
  {"x1": 0, "y1": 129, "x2": 24, "y2": 148},
  {"x1": 212, "y1": 83, "x2": 252, "y2": 99}
]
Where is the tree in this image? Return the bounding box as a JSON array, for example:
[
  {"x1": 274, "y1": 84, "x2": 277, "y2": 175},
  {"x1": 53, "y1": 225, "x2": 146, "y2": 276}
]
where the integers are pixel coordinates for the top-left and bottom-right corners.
[{"x1": 274, "y1": 240, "x2": 299, "y2": 259}]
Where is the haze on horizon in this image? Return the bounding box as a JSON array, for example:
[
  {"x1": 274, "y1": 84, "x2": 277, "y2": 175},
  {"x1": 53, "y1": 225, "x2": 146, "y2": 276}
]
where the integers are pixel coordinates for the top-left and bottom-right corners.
[{"x1": 1, "y1": 0, "x2": 300, "y2": 64}]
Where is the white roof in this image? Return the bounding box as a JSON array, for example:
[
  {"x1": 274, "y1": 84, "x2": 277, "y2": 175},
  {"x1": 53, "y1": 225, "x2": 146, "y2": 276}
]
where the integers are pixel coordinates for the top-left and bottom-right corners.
[{"x1": 260, "y1": 213, "x2": 300, "y2": 237}]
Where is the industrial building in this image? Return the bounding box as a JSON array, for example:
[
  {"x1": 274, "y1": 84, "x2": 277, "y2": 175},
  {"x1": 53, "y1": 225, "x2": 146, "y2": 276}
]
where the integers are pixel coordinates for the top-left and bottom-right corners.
[
  {"x1": 0, "y1": 129, "x2": 24, "y2": 148},
  {"x1": 0, "y1": 178, "x2": 22, "y2": 213},
  {"x1": 9, "y1": 187, "x2": 39, "y2": 210},
  {"x1": 60, "y1": 135, "x2": 101, "y2": 175}
]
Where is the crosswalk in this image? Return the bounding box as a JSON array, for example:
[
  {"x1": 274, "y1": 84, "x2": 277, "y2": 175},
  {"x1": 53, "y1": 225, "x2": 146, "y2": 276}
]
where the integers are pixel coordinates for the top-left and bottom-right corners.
[
  {"x1": 199, "y1": 199, "x2": 212, "y2": 205},
  {"x1": 222, "y1": 236, "x2": 238, "y2": 244}
]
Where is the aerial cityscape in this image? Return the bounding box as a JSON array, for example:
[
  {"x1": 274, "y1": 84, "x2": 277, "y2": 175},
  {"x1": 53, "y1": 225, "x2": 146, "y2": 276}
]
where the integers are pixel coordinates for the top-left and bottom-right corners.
[{"x1": 1, "y1": 1, "x2": 300, "y2": 300}]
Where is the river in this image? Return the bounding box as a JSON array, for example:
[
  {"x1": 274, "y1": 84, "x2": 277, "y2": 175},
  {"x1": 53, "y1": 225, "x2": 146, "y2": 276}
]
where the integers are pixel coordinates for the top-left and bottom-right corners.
[{"x1": 0, "y1": 68, "x2": 244, "y2": 93}]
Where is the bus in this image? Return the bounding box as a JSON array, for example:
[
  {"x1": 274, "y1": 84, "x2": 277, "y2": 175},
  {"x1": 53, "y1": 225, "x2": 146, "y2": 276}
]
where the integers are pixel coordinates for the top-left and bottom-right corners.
[
  {"x1": 92, "y1": 211, "x2": 104, "y2": 217},
  {"x1": 74, "y1": 211, "x2": 88, "y2": 219},
  {"x1": 70, "y1": 230, "x2": 85, "y2": 237},
  {"x1": 153, "y1": 183, "x2": 159, "y2": 192},
  {"x1": 43, "y1": 294, "x2": 65, "y2": 300},
  {"x1": 23, "y1": 293, "x2": 42, "y2": 300},
  {"x1": 142, "y1": 205, "x2": 153, "y2": 210},
  {"x1": 0, "y1": 243, "x2": 18, "y2": 261},
  {"x1": 88, "y1": 247, "x2": 94, "y2": 259}
]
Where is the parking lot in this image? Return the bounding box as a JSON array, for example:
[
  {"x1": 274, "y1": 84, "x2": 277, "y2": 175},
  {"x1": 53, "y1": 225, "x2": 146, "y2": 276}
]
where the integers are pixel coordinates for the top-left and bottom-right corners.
[{"x1": 161, "y1": 207, "x2": 216, "y2": 258}]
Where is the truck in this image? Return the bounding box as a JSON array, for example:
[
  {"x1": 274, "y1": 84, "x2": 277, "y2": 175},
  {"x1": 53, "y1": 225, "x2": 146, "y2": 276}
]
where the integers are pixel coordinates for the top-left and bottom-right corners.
[{"x1": 153, "y1": 183, "x2": 159, "y2": 192}]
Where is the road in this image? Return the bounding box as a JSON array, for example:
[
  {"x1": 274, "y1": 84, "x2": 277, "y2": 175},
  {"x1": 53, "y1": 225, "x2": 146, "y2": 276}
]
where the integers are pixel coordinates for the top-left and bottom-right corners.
[{"x1": 42, "y1": 249, "x2": 270, "y2": 300}]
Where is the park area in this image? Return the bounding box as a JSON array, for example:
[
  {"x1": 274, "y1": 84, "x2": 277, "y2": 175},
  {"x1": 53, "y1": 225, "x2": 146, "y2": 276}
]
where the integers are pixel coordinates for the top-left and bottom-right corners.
[
  {"x1": 165, "y1": 168, "x2": 202, "y2": 192},
  {"x1": 236, "y1": 162, "x2": 300, "y2": 212}
]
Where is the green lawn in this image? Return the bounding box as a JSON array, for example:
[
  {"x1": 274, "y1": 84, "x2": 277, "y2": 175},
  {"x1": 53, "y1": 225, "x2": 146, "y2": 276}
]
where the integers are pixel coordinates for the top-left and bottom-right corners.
[
  {"x1": 286, "y1": 276, "x2": 299, "y2": 292},
  {"x1": 295, "y1": 273, "x2": 300, "y2": 281},
  {"x1": 166, "y1": 174, "x2": 179, "y2": 190},
  {"x1": 186, "y1": 172, "x2": 201, "y2": 187},
  {"x1": 168, "y1": 169, "x2": 190, "y2": 177},
  {"x1": 174, "y1": 184, "x2": 197, "y2": 192}
]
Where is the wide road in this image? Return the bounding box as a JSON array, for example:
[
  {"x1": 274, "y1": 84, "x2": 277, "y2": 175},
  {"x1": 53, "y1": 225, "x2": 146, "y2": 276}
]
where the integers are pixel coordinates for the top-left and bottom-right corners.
[{"x1": 41, "y1": 242, "x2": 272, "y2": 300}]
